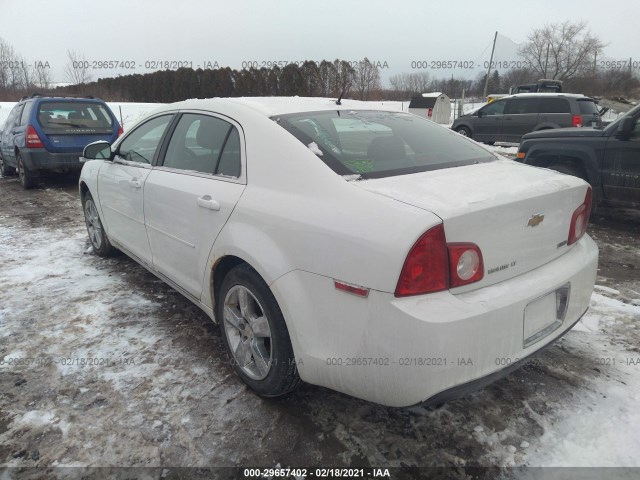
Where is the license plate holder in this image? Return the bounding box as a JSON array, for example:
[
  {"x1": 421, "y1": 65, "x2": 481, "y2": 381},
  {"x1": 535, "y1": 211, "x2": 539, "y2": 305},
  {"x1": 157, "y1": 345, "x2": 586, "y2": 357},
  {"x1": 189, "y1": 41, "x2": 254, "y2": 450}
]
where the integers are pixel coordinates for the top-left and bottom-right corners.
[{"x1": 523, "y1": 285, "x2": 570, "y2": 347}]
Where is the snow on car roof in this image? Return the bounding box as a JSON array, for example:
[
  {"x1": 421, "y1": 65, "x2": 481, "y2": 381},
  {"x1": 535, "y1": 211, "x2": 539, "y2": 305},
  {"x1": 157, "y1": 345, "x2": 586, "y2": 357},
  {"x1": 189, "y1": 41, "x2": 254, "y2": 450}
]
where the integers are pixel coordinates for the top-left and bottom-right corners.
[{"x1": 168, "y1": 96, "x2": 402, "y2": 117}]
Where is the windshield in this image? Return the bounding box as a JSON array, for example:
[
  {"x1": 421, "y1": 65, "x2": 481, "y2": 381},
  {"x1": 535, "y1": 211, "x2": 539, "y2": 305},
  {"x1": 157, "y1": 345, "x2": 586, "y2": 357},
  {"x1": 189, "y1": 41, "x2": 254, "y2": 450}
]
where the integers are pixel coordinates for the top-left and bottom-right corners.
[
  {"x1": 274, "y1": 110, "x2": 495, "y2": 179},
  {"x1": 37, "y1": 101, "x2": 114, "y2": 134}
]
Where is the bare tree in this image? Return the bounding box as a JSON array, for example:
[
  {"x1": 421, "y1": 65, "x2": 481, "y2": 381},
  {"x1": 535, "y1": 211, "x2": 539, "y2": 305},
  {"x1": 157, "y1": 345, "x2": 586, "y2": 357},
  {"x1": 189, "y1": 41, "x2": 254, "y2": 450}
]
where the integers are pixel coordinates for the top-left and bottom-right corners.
[
  {"x1": 501, "y1": 67, "x2": 537, "y2": 91},
  {"x1": 33, "y1": 63, "x2": 52, "y2": 90},
  {"x1": 389, "y1": 72, "x2": 431, "y2": 97},
  {"x1": 519, "y1": 21, "x2": 605, "y2": 80},
  {"x1": 332, "y1": 59, "x2": 354, "y2": 97},
  {"x1": 64, "y1": 49, "x2": 92, "y2": 85},
  {"x1": 352, "y1": 57, "x2": 380, "y2": 100},
  {"x1": 316, "y1": 60, "x2": 337, "y2": 97}
]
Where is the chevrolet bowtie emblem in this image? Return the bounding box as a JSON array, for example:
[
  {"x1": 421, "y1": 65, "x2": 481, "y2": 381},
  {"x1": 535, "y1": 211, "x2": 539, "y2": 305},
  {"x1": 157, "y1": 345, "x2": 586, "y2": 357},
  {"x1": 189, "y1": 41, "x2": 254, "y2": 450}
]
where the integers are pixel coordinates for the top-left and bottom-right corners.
[{"x1": 527, "y1": 214, "x2": 545, "y2": 227}]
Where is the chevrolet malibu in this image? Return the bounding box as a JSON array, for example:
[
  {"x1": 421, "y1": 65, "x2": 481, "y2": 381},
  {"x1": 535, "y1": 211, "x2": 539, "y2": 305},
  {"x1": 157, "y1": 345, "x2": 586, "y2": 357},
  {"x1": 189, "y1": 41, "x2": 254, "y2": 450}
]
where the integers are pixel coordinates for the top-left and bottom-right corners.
[{"x1": 79, "y1": 97, "x2": 598, "y2": 407}]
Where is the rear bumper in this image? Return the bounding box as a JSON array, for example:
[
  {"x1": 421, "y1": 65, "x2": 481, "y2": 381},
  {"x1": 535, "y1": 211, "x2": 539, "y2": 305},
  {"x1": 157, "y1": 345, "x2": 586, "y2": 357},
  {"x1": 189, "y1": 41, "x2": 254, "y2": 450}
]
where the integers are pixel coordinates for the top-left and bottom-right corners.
[
  {"x1": 20, "y1": 149, "x2": 84, "y2": 173},
  {"x1": 270, "y1": 235, "x2": 598, "y2": 407},
  {"x1": 419, "y1": 312, "x2": 584, "y2": 408}
]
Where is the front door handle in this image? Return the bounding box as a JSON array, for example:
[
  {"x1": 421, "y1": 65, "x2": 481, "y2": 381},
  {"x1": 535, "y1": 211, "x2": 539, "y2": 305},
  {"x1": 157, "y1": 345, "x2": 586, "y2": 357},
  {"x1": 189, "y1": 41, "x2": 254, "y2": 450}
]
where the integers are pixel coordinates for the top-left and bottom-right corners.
[
  {"x1": 197, "y1": 195, "x2": 221, "y2": 211},
  {"x1": 128, "y1": 179, "x2": 141, "y2": 188}
]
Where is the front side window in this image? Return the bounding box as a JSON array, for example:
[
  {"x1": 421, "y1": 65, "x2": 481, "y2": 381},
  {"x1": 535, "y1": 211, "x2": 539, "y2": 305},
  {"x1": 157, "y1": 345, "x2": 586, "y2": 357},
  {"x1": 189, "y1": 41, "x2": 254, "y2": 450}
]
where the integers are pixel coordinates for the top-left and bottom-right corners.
[
  {"x1": 118, "y1": 115, "x2": 173, "y2": 164},
  {"x1": 37, "y1": 101, "x2": 114, "y2": 134},
  {"x1": 275, "y1": 110, "x2": 495, "y2": 179},
  {"x1": 3, "y1": 104, "x2": 20, "y2": 130},
  {"x1": 481, "y1": 101, "x2": 506, "y2": 116},
  {"x1": 163, "y1": 114, "x2": 241, "y2": 177},
  {"x1": 504, "y1": 98, "x2": 540, "y2": 115}
]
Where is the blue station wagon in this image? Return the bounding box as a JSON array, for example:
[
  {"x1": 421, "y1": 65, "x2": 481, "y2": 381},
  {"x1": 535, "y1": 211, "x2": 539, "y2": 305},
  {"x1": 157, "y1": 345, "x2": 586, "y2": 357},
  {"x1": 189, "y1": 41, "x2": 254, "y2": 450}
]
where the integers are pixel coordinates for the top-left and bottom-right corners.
[{"x1": 0, "y1": 94, "x2": 122, "y2": 188}]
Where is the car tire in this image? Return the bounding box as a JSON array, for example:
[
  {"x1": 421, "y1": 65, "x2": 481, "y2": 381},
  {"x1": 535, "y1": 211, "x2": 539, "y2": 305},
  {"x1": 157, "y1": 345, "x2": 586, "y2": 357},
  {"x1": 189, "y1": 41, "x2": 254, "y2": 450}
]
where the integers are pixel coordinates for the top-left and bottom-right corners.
[
  {"x1": 455, "y1": 126, "x2": 472, "y2": 138},
  {"x1": 83, "y1": 192, "x2": 117, "y2": 257},
  {"x1": 218, "y1": 263, "x2": 301, "y2": 397},
  {"x1": 17, "y1": 153, "x2": 35, "y2": 189},
  {"x1": 0, "y1": 155, "x2": 16, "y2": 176}
]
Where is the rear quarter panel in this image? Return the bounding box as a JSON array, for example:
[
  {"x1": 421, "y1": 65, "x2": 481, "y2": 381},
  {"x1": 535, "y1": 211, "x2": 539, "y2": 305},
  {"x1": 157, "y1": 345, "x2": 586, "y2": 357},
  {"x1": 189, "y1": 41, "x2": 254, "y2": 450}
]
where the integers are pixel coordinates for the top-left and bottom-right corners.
[{"x1": 202, "y1": 108, "x2": 443, "y2": 310}]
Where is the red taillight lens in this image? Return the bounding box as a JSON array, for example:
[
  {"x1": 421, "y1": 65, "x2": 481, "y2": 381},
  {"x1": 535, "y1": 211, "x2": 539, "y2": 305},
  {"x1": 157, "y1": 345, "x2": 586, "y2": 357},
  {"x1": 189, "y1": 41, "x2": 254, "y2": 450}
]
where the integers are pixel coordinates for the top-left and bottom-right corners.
[
  {"x1": 568, "y1": 187, "x2": 592, "y2": 245},
  {"x1": 396, "y1": 225, "x2": 485, "y2": 297},
  {"x1": 572, "y1": 115, "x2": 582, "y2": 128},
  {"x1": 395, "y1": 224, "x2": 448, "y2": 297},
  {"x1": 448, "y1": 243, "x2": 484, "y2": 288},
  {"x1": 117, "y1": 125, "x2": 124, "y2": 137},
  {"x1": 26, "y1": 125, "x2": 44, "y2": 148}
]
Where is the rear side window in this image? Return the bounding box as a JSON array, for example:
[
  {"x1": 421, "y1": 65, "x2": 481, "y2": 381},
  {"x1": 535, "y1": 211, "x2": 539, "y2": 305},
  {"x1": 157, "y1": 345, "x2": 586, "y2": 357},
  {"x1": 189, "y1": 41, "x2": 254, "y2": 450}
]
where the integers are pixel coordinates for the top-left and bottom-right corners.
[
  {"x1": 20, "y1": 102, "x2": 33, "y2": 125},
  {"x1": 539, "y1": 98, "x2": 570, "y2": 114},
  {"x1": 163, "y1": 113, "x2": 241, "y2": 177},
  {"x1": 10, "y1": 104, "x2": 24, "y2": 127},
  {"x1": 504, "y1": 98, "x2": 539, "y2": 114},
  {"x1": 578, "y1": 100, "x2": 599, "y2": 115},
  {"x1": 37, "y1": 101, "x2": 114, "y2": 134},
  {"x1": 275, "y1": 110, "x2": 495, "y2": 179}
]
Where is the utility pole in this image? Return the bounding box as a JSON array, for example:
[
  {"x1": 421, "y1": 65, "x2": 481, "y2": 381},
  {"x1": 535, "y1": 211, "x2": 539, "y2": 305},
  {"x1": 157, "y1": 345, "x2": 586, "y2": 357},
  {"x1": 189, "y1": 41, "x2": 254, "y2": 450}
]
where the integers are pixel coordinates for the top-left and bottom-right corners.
[
  {"x1": 544, "y1": 43, "x2": 550, "y2": 78},
  {"x1": 483, "y1": 31, "x2": 498, "y2": 98}
]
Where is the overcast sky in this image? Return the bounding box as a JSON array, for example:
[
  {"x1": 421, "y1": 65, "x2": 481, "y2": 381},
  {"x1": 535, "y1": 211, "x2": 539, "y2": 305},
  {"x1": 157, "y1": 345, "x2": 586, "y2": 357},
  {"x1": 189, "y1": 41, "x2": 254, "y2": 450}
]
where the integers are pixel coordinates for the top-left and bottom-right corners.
[{"x1": 1, "y1": 0, "x2": 638, "y2": 84}]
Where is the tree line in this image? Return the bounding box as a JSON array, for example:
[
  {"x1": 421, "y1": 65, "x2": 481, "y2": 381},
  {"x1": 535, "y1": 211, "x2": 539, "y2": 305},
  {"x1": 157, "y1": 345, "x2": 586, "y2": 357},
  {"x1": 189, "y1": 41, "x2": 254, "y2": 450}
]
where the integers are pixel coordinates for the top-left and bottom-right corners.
[
  {"x1": 2, "y1": 20, "x2": 639, "y2": 103},
  {"x1": 58, "y1": 58, "x2": 382, "y2": 103}
]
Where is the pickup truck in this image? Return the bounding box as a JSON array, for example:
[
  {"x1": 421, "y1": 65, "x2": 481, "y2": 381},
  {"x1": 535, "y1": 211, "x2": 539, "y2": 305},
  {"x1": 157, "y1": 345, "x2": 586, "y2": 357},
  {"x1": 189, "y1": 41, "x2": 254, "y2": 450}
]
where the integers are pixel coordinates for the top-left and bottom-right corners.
[{"x1": 516, "y1": 103, "x2": 640, "y2": 209}]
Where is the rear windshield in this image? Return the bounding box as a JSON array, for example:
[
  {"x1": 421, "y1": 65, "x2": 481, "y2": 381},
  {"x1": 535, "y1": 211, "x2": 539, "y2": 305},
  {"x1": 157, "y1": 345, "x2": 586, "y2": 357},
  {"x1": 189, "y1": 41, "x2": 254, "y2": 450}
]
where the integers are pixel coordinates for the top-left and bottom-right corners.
[
  {"x1": 37, "y1": 101, "x2": 114, "y2": 134},
  {"x1": 577, "y1": 100, "x2": 599, "y2": 115},
  {"x1": 274, "y1": 110, "x2": 495, "y2": 179}
]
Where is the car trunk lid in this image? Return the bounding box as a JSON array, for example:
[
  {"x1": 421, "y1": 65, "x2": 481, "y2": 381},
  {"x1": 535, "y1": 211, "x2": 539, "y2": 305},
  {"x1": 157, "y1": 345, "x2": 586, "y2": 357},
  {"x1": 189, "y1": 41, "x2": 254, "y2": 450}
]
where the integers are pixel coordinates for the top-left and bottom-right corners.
[{"x1": 355, "y1": 160, "x2": 590, "y2": 293}]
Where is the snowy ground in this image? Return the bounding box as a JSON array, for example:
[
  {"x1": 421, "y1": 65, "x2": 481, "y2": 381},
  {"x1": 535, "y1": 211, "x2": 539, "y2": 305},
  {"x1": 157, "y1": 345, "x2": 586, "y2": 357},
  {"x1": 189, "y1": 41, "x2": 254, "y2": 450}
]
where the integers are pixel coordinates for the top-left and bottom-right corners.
[{"x1": 0, "y1": 170, "x2": 639, "y2": 478}]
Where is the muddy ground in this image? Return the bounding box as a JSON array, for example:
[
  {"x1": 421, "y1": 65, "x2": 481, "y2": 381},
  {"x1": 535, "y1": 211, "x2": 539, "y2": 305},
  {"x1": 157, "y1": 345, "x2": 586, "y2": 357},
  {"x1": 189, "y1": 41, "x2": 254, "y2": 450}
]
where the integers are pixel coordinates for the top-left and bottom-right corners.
[{"x1": 0, "y1": 173, "x2": 639, "y2": 480}]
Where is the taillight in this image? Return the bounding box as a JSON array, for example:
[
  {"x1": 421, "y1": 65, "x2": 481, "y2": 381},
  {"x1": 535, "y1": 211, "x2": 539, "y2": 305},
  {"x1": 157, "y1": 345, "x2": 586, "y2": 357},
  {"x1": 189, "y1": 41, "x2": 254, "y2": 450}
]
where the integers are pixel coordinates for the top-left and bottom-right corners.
[
  {"x1": 448, "y1": 244, "x2": 484, "y2": 288},
  {"x1": 572, "y1": 115, "x2": 582, "y2": 128},
  {"x1": 395, "y1": 225, "x2": 484, "y2": 297},
  {"x1": 395, "y1": 225, "x2": 448, "y2": 297},
  {"x1": 26, "y1": 125, "x2": 44, "y2": 148},
  {"x1": 568, "y1": 187, "x2": 592, "y2": 245},
  {"x1": 117, "y1": 125, "x2": 124, "y2": 137}
]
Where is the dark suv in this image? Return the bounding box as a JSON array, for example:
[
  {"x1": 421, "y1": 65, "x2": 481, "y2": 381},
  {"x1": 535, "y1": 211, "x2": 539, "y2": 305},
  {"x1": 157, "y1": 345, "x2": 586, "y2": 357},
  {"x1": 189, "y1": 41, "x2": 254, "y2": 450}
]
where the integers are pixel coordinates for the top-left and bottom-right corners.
[
  {"x1": 451, "y1": 93, "x2": 601, "y2": 144},
  {"x1": 517, "y1": 103, "x2": 640, "y2": 209},
  {"x1": 0, "y1": 94, "x2": 121, "y2": 188}
]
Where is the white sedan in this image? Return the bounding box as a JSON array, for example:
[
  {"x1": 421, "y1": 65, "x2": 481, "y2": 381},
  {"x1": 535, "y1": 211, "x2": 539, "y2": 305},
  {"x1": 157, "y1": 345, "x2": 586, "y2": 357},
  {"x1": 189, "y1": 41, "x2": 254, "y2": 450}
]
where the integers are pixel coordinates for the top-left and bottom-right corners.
[{"x1": 79, "y1": 97, "x2": 598, "y2": 407}]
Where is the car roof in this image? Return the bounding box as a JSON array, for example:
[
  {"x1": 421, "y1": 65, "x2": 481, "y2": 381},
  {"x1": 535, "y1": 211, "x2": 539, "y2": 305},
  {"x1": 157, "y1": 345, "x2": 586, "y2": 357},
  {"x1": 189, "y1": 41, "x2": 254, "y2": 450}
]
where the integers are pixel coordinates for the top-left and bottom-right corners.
[
  {"x1": 32, "y1": 97, "x2": 106, "y2": 103},
  {"x1": 502, "y1": 93, "x2": 593, "y2": 100},
  {"x1": 159, "y1": 96, "x2": 401, "y2": 117}
]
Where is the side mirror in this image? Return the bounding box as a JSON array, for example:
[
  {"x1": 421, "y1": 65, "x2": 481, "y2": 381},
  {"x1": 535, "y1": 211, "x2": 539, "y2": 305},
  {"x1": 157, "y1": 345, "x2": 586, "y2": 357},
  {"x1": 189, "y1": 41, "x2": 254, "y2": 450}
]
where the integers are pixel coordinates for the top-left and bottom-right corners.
[
  {"x1": 477, "y1": 110, "x2": 484, "y2": 118},
  {"x1": 615, "y1": 117, "x2": 635, "y2": 139},
  {"x1": 82, "y1": 141, "x2": 113, "y2": 161}
]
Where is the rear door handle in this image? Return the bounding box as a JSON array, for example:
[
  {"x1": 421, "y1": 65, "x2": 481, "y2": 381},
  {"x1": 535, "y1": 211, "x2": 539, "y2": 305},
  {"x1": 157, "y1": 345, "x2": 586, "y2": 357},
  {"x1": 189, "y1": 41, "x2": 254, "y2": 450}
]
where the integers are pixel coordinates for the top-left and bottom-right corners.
[
  {"x1": 128, "y1": 179, "x2": 141, "y2": 188},
  {"x1": 197, "y1": 195, "x2": 221, "y2": 211}
]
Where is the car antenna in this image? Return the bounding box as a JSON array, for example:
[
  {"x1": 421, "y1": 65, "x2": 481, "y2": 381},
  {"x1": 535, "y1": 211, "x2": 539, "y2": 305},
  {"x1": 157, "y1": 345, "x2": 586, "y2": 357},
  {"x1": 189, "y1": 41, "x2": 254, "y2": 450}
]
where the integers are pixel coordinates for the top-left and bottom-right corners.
[{"x1": 336, "y1": 88, "x2": 345, "y2": 105}]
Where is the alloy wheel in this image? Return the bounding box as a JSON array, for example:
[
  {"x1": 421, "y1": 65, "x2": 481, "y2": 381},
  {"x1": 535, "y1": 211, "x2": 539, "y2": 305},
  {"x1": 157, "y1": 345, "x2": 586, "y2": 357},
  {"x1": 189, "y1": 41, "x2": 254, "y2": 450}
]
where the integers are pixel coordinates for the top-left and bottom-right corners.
[{"x1": 223, "y1": 285, "x2": 273, "y2": 380}]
